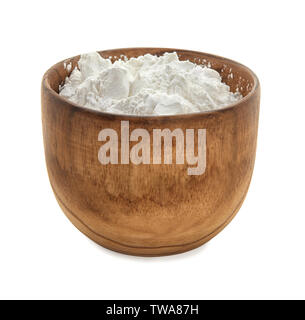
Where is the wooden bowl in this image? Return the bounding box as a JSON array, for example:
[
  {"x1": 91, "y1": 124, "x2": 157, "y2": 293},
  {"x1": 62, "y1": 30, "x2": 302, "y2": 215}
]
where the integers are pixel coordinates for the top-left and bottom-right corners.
[{"x1": 41, "y1": 48, "x2": 260, "y2": 256}]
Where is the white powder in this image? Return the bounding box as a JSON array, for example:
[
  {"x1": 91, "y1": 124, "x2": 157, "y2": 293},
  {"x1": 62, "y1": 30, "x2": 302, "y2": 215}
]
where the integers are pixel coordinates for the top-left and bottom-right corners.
[{"x1": 59, "y1": 52, "x2": 242, "y2": 115}]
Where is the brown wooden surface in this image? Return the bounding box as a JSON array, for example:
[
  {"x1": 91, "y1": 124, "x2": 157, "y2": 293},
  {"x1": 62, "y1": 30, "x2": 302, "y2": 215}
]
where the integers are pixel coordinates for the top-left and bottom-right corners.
[{"x1": 41, "y1": 48, "x2": 260, "y2": 256}]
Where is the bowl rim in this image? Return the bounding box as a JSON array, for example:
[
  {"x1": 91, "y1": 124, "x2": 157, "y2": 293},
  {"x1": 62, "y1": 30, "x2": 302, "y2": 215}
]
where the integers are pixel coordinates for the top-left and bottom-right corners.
[{"x1": 42, "y1": 47, "x2": 260, "y2": 120}]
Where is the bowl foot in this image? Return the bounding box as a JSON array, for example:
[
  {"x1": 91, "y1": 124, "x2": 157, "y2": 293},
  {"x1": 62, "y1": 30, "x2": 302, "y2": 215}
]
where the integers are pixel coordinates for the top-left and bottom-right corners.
[{"x1": 55, "y1": 192, "x2": 242, "y2": 257}]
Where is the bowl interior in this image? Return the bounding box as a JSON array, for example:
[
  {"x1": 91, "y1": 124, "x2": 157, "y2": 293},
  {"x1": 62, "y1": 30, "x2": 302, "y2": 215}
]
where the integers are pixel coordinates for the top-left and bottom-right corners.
[{"x1": 45, "y1": 48, "x2": 257, "y2": 109}]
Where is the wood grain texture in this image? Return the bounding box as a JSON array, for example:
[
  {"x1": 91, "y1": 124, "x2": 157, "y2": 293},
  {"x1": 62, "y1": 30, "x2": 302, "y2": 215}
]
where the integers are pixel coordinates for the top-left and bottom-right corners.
[{"x1": 41, "y1": 48, "x2": 260, "y2": 256}]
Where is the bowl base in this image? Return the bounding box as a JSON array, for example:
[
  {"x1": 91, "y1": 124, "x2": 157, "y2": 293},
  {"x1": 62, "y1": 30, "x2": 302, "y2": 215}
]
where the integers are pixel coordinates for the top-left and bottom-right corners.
[{"x1": 55, "y1": 192, "x2": 243, "y2": 257}]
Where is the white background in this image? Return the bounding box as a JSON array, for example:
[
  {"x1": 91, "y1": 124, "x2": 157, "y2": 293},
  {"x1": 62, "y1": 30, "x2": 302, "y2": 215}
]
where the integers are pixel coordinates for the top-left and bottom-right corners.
[{"x1": 0, "y1": 0, "x2": 304, "y2": 300}]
